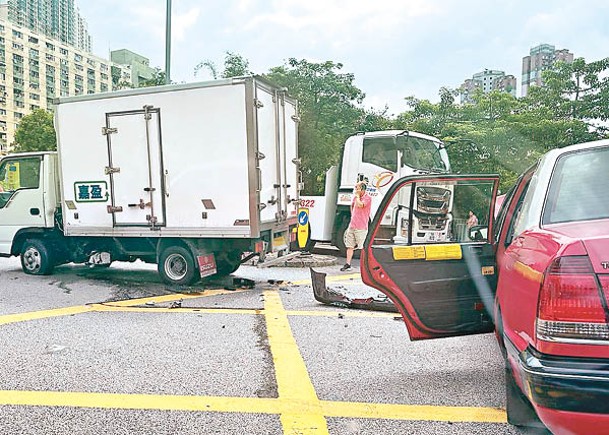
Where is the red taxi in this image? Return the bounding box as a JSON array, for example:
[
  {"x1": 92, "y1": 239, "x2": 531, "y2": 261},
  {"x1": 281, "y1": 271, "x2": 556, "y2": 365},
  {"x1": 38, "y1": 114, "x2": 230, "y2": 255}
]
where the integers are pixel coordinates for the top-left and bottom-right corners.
[{"x1": 361, "y1": 140, "x2": 609, "y2": 434}]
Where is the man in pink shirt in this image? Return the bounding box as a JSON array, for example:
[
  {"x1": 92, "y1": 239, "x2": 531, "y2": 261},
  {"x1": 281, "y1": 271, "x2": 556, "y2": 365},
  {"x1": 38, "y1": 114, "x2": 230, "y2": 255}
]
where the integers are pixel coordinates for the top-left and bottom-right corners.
[{"x1": 341, "y1": 181, "x2": 372, "y2": 271}]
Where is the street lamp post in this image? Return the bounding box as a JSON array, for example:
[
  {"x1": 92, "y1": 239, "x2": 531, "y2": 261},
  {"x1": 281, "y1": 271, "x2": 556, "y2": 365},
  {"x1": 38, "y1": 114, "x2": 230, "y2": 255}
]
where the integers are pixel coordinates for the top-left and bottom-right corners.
[{"x1": 165, "y1": 0, "x2": 172, "y2": 84}]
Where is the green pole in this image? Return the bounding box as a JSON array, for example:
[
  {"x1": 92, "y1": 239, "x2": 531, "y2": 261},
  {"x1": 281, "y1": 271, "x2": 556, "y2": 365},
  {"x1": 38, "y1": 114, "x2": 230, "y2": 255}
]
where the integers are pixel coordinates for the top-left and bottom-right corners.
[{"x1": 165, "y1": 0, "x2": 172, "y2": 84}]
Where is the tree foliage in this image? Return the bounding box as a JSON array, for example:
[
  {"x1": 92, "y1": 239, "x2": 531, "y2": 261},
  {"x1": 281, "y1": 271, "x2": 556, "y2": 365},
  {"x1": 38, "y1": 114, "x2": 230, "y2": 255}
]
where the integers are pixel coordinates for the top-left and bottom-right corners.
[
  {"x1": 13, "y1": 109, "x2": 56, "y2": 152},
  {"x1": 194, "y1": 51, "x2": 252, "y2": 80},
  {"x1": 393, "y1": 58, "x2": 608, "y2": 192},
  {"x1": 139, "y1": 67, "x2": 171, "y2": 87},
  {"x1": 265, "y1": 58, "x2": 387, "y2": 194}
]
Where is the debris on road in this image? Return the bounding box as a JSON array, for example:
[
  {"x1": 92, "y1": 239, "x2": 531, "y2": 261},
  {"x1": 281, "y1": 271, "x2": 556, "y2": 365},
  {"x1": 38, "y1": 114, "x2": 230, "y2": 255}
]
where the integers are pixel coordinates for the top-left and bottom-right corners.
[
  {"x1": 310, "y1": 268, "x2": 398, "y2": 313},
  {"x1": 169, "y1": 299, "x2": 182, "y2": 309}
]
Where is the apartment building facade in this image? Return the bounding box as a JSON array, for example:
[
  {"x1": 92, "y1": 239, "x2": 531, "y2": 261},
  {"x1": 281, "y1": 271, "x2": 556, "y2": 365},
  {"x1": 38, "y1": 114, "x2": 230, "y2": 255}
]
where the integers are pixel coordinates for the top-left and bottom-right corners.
[
  {"x1": 460, "y1": 69, "x2": 517, "y2": 104},
  {"x1": 0, "y1": 4, "x2": 131, "y2": 152},
  {"x1": 521, "y1": 43, "x2": 574, "y2": 97},
  {"x1": 6, "y1": 0, "x2": 90, "y2": 52}
]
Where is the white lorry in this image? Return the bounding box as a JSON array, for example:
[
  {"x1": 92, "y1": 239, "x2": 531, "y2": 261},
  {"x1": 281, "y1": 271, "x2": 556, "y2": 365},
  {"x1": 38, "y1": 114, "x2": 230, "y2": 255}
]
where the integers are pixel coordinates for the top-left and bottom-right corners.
[
  {"x1": 300, "y1": 130, "x2": 452, "y2": 253},
  {"x1": 0, "y1": 77, "x2": 300, "y2": 285}
]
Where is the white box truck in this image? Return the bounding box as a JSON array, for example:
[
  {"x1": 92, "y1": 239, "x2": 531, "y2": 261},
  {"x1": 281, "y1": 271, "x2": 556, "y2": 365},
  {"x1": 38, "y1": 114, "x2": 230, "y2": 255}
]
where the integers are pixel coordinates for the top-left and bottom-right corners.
[
  {"x1": 0, "y1": 77, "x2": 300, "y2": 285},
  {"x1": 299, "y1": 130, "x2": 452, "y2": 253}
]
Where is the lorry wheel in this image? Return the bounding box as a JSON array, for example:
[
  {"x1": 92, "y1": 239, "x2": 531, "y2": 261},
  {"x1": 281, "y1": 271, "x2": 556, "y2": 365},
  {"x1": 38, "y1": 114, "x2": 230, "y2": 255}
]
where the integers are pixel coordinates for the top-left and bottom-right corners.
[
  {"x1": 158, "y1": 246, "x2": 198, "y2": 286},
  {"x1": 216, "y1": 251, "x2": 242, "y2": 276},
  {"x1": 335, "y1": 219, "x2": 349, "y2": 257},
  {"x1": 21, "y1": 239, "x2": 55, "y2": 275}
]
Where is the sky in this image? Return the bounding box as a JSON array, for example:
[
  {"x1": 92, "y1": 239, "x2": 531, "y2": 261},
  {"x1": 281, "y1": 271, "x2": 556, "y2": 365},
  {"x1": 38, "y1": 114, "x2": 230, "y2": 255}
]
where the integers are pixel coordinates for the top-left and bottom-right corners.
[{"x1": 78, "y1": 0, "x2": 609, "y2": 116}]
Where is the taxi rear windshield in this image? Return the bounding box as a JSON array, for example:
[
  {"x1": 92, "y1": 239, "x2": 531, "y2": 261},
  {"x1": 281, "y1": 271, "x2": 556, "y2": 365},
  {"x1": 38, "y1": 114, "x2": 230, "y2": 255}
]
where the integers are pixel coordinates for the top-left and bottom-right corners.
[{"x1": 543, "y1": 146, "x2": 609, "y2": 224}]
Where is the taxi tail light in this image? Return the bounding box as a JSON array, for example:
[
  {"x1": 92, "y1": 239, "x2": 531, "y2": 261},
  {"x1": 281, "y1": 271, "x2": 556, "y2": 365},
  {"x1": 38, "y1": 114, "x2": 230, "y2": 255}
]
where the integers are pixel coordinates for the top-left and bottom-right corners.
[{"x1": 536, "y1": 256, "x2": 609, "y2": 342}]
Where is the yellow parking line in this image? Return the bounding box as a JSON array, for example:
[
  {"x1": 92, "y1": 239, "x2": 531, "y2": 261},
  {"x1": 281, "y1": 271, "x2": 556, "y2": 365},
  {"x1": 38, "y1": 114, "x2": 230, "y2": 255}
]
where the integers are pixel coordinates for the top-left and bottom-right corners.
[
  {"x1": 264, "y1": 290, "x2": 329, "y2": 434},
  {"x1": 0, "y1": 305, "x2": 94, "y2": 326},
  {"x1": 0, "y1": 389, "x2": 507, "y2": 424},
  {"x1": 0, "y1": 304, "x2": 396, "y2": 326},
  {"x1": 0, "y1": 289, "x2": 246, "y2": 326},
  {"x1": 104, "y1": 289, "x2": 242, "y2": 307},
  {"x1": 90, "y1": 305, "x2": 263, "y2": 315},
  {"x1": 322, "y1": 400, "x2": 507, "y2": 423},
  {"x1": 0, "y1": 390, "x2": 278, "y2": 414}
]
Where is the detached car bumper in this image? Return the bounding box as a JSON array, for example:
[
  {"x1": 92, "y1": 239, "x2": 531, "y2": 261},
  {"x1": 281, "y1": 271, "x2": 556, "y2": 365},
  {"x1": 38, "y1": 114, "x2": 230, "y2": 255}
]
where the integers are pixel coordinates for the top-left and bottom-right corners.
[{"x1": 507, "y1": 339, "x2": 609, "y2": 433}]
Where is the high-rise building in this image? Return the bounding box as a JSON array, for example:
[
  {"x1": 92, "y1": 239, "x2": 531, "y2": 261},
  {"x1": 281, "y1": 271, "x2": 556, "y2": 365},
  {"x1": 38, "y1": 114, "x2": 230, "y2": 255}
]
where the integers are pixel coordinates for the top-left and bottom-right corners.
[
  {"x1": 459, "y1": 69, "x2": 517, "y2": 104},
  {"x1": 3, "y1": 0, "x2": 90, "y2": 52},
  {"x1": 0, "y1": 3, "x2": 131, "y2": 152},
  {"x1": 521, "y1": 43, "x2": 574, "y2": 97}
]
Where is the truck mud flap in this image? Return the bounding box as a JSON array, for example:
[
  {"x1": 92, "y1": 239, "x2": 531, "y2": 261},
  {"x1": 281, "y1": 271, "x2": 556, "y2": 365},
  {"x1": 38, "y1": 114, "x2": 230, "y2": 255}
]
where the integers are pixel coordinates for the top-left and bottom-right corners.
[{"x1": 310, "y1": 268, "x2": 397, "y2": 313}]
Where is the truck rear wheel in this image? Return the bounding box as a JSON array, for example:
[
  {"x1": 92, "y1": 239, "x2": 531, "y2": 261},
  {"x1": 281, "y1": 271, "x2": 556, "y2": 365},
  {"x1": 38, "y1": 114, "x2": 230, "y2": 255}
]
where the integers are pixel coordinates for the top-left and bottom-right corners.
[
  {"x1": 21, "y1": 239, "x2": 55, "y2": 275},
  {"x1": 216, "y1": 251, "x2": 242, "y2": 276},
  {"x1": 158, "y1": 246, "x2": 198, "y2": 286}
]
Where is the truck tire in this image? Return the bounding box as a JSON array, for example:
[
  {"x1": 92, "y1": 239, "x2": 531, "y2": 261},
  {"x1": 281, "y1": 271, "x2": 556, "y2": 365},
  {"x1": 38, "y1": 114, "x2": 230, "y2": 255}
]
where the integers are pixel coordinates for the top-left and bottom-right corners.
[
  {"x1": 216, "y1": 251, "x2": 242, "y2": 276},
  {"x1": 21, "y1": 239, "x2": 55, "y2": 275},
  {"x1": 335, "y1": 218, "x2": 349, "y2": 257},
  {"x1": 158, "y1": 246, "x2": 198, "y2": 286}
]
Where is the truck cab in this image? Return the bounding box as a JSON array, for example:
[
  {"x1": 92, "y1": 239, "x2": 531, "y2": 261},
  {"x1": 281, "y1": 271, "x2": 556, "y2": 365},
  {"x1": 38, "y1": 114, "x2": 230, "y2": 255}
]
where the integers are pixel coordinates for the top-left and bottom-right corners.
[
  {"x1": 301, "y1": 130, "x2": 451, "y2": 253},
  {"x1": 0, "y1": 152, "x2": 59, "y2": 259}
]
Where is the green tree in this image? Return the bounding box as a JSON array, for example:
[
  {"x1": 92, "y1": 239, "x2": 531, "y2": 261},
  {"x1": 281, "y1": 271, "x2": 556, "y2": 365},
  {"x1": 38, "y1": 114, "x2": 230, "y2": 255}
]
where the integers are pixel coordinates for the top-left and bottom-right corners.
[
  {"x1": 194, "y1": 51, "x2": 252, "y2": 80},
  {"x1": 524, "y1": 57, "x2": 609, "y2": 138},
  {"x1": 139, "y1": 67, "x2": 170, "y2": 87},
  {"x1": 222, "y1": 51, "x2": 252, "y2": 78},
  {"x1": 265, "y1": 58, "x2": 367, "y2": 194},
  {"x1": 13, "y1": 109, "x2": 56, "y2": 152}
]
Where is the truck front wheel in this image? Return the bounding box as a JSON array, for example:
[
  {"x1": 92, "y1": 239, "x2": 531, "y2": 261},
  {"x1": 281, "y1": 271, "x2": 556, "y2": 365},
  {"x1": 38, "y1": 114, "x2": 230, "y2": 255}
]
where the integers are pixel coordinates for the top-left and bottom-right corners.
[
  {"x1": 334, "y1": 218, "x2": 349, "y2": 257},
  {"x1": 21, "y1": 239, "x2": 55, "y2": 275},
  {"x1": 158, "y1": 246, "x2": 198, "y2": 286}
]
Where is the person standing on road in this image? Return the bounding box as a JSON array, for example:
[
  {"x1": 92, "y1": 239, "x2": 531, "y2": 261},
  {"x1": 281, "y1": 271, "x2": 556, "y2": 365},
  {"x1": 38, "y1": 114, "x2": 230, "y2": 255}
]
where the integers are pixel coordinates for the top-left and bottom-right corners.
[{"x1": 341, "y1": 181, "x2": 372, "y2": 271}]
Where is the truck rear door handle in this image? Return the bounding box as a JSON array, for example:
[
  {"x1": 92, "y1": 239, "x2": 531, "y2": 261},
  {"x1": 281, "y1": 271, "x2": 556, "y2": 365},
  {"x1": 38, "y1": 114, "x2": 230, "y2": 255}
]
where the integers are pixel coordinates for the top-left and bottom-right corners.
[{"x1": 30, "y1": 208, "x2": 40, "y2": 216}]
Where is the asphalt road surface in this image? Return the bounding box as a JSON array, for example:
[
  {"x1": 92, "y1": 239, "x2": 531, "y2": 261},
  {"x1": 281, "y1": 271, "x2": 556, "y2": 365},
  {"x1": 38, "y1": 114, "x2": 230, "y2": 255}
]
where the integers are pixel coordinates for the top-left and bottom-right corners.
[{"x1": 0, "y1": 256, "x2": 549, "y2": 434}]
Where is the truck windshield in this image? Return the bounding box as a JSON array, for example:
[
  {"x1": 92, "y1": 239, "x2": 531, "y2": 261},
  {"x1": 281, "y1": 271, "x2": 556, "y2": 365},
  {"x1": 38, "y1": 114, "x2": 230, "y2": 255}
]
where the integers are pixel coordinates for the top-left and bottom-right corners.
[
  {"x1": 362, "y1": 137, "x2": 398, "y2": 172},
  {"x1": 398, "y1": 136, "x2": 447, "y2": 172},
  {"x1": 0, "y1": 156, "x2": 41, "y2": 208}
]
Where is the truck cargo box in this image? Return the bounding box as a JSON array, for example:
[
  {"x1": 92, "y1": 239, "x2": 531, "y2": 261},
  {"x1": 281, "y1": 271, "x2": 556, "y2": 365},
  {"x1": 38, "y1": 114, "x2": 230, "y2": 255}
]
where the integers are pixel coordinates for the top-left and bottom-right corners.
[{"x1": 54, "y1": 77, "x2": 299, "y2": 240}]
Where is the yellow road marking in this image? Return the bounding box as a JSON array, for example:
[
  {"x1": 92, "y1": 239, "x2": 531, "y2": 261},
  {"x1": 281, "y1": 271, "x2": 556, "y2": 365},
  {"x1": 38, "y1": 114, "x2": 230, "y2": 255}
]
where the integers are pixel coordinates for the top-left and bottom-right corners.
[
  {"x1": 322, "y1": 400, "x2": 507, "y2": 423},
  {"x1": 0, "y1": 390, "x2": 278, "y2": 414},
  {"x1": 0, "y1": 390, "x2": 507, "y2": 424},
  {"x1": 92, "y1": 306, "x2": 396, "y2": 318},
  {"x1": 104, "y1": 289, "x2": 242, "y2": 307},
  {"x1": 264, "y1": 290, "x2": 329, "y2": 434},
  {"x1": 91, "y1": 305, "x2": 263, "y2": 315},
  {"x1": 0, "y1": 305, "x2": 94, "y2": 326},
  {"x1": 0, "y1": 289, "x2": 507, "y2": 428},
  {"x1": 0, "y1": 289, "x2": 242, "y2": 326},
  {"x1": 0, "y1": 303, "x2": 396, "y2": 326}
]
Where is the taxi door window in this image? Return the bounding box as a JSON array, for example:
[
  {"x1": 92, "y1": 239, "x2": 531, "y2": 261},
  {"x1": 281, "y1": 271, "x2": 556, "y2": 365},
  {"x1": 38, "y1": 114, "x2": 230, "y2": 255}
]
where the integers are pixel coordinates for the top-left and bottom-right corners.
[{"x1": 370, "y1": 178, "x2": 496, "y2": 246}]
